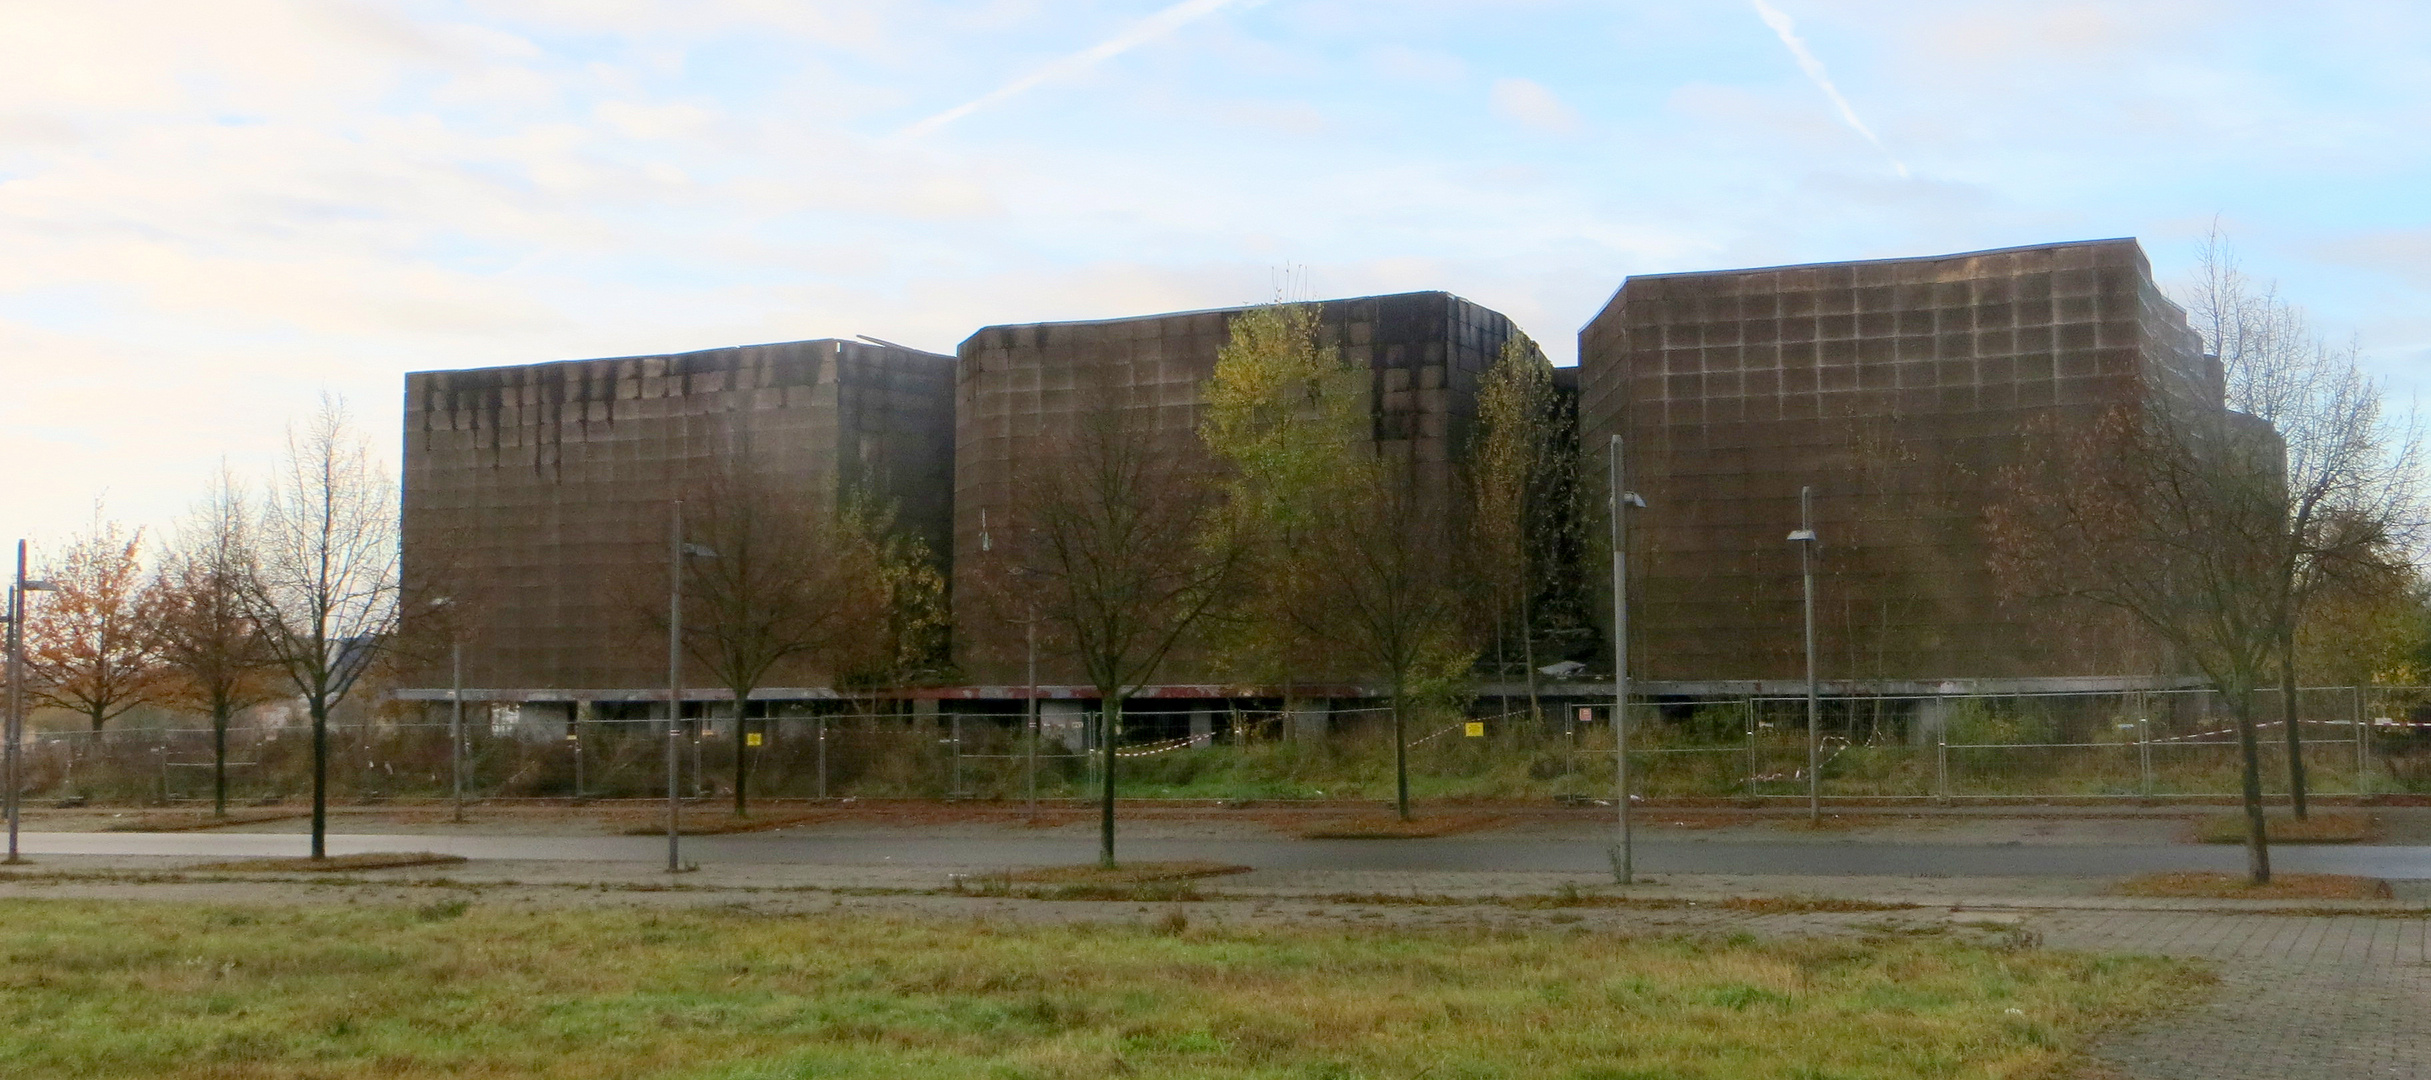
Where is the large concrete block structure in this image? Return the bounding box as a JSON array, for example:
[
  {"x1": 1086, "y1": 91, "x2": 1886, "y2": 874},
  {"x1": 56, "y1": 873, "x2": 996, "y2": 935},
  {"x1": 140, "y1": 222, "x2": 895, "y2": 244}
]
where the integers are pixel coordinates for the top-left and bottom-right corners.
[
  {"x1": 951, "y1": 291, "x2": 1530, "y2": 686},
  {"x1": 1579, "y1": 239, "x2": 2222, "y2": 683},
  {"x1": 400, "y1": 338, "x2": 955, "y2": 698}
]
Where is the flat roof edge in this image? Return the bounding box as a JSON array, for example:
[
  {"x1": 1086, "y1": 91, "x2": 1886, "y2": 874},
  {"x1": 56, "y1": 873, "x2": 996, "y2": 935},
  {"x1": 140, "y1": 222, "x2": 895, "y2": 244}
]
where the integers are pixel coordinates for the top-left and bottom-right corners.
[
  {"x1": 406, "y1": 336, "x2": 953, "y2": 380},
  {"x1": 961, "y1": 289, "x2": 1477, "y2": 337},
  {"x1": 1620, "y1": 238, "x2": 2145, "y2": 286}
]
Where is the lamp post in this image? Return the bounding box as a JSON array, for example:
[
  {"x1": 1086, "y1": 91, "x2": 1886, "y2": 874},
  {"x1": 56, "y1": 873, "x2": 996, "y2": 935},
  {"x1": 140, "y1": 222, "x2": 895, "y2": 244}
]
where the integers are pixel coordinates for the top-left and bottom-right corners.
[
  {"x1": 985, "y1": 521, "x2": 1047, "y2": 818},
  {"x1": 7, "y1": 541, "x2": 57, "y2": 863},
  {"x1": 1025, "y1": 608, "x2": 1039, "y2": 814},
  {"x1": 449, "y1": 639, "x2": 466, "y2": 823},
  {"x1": 666, "y1": 501, "x2": 718, "y2": 873},
  {"x1": 1607, "y1": 436, "x2": 1646, "y2": 885},
  {"x1": 1788, "y1": 486, "x2": 1821, "y2": 824},
  {"x1": 424, "y1": 595, "x2": 468, "y2": 825}
]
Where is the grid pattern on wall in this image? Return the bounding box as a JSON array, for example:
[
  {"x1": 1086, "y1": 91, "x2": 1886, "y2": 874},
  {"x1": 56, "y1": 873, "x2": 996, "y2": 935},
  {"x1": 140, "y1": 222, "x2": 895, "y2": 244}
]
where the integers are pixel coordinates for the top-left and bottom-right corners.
[
  {"x1": 1578, "y1": 238, "x2": 2221, "y2": 681},
  {"x1": 400, "y1": 339, "x2": 955, "y2": 693},
  {"x1": 951, "y1": 291, "x2": 1527, "y2": 684}
]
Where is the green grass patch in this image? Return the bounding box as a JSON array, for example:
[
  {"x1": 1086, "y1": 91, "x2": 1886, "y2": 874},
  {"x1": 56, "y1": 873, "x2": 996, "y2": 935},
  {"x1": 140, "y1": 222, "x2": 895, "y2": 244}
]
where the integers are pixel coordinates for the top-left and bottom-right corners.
[
  {"x1": 102, "y1": 810, "x2": 311, "y2": 833},
  {"x1": 192, "y1": 852, "x2": 467, "y2": 873},
  {"x1": 2115, "y1": 871, "x2": 2394, "y2": 900},
  {"x1": 949, "y1": 861, "x2": 1250, "y2": 902},
  {"x1": 2190, "y1": 811, "x2": 2377, "y2": 844},
  {"x1": 617, "y1": 811, "x2": 836, "y2": 836},
  {"x1": 1298, "y1": 814, "x2": 1504, "y2": 839},
  {"x1": 0, "y1": 898, "x2": 2205, "y2": 1079}
]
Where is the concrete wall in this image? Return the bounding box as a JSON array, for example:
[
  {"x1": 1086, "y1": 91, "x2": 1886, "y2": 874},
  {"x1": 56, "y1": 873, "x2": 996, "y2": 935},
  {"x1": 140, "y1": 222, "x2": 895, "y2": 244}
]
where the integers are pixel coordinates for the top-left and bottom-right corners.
[
  {"x1": 949, "y1": 291, "x2": 1530, "y2": 684},
  {"x1": 1578, "y1": 238, "x2": 2216, "y2": 680},
  {"x1": 400, "y1": 338, "x2": 955, "y2": 695}
]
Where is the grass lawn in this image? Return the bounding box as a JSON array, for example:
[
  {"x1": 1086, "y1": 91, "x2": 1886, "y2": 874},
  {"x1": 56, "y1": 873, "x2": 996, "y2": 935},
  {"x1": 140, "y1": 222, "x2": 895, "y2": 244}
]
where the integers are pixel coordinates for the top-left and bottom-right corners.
[{"x1": 0, "y1": 899, "x2": 2202, "y2": 1079}]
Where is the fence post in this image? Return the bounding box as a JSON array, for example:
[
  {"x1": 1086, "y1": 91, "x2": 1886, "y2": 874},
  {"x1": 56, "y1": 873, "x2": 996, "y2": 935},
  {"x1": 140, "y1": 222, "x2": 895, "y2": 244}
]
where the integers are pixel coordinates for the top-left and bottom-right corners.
[
  {"x1": 951, "y1": 712, "x2": 964, "y2": 798},
  {"x1": 2354, "y1": 686, "x2": 2368, "y2": 798},
  {"x1": 816, "y1": 714, "x2": 828, "y2": 800},
  {"x1": 1935, "y1": 730, "x2": 1949, "y2": 804},
  {"x1": 2139, "y1": 715, "x2": 2153, "y2": 800},
  {"x1": 156, "y1": 740, "x2": 169, "y2": 806},
  {"x1": 1744, "y1": 698, "x2": 1757, "y2": 799}
]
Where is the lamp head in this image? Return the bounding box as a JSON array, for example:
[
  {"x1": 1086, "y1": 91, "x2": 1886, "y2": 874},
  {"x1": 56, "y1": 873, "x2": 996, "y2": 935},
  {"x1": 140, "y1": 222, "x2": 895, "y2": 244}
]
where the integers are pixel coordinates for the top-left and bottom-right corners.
[{"x1": 1787, "y1": 529, "x2": 1817, "y2": 543}]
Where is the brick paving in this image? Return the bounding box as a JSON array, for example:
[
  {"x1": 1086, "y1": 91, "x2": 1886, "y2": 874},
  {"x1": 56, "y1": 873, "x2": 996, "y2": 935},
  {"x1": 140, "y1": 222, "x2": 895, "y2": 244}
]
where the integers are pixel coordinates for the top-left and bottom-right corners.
[{"x1": 2034, "y1": 910, "x2": 2430, "y2": 1079}]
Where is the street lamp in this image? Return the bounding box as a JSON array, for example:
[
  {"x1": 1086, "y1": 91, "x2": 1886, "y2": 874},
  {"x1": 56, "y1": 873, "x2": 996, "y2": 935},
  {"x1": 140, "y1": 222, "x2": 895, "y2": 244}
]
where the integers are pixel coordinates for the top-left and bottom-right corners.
[
  {"x1": 1607, "y1": 436, "x2": 1647, "y2": 885},
  {"x1": 7, "y1": 540, "x2": 57, "y2": 863},
  {"x1": 984, "y1": 520, "x2": 1048, "y2": 817},
  {"x1": 1788, "y1": 486, "x2": 1821, "y2": 824},
  {"x1": 423, "y1": 596, "x2": 471, "y2": 825},
  {"x1": 666, "y1": 501, "x2": 718, "y2": 873}
]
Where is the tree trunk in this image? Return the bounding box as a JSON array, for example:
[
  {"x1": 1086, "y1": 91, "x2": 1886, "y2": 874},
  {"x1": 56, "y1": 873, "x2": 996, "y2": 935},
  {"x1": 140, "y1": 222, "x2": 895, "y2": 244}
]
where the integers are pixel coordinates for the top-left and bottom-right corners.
[
  {"x1": 212, "y1": 701, "x2": 229, "y2": 819},
  {"x1": 2231, "y1": 690, "x2": 2272, "y2": 885},
  {"x1": 1520, "y1": 589, "x2": 1541, "y2": 727},
  {"x1": 731, "y1": 697, "x2": 750, "y2": 818},
  {"x1": 2281, "y1": 630, "x2": 2308, "y2": 820},
  {"x1": 1099, "y1": 693, "x2": 1120, "y2": 868},
  {"x1": 310, "y1": 695, "x2": 329, "y2": 861},
  {"x1": 1392, "y1": 673, "x2": 1410, "y2": 822}
]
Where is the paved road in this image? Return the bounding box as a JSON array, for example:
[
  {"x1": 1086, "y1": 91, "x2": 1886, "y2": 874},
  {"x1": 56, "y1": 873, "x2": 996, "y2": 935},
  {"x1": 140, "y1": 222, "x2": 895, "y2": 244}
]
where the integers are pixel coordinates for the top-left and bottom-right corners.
[{"x1": 25, "y1": 831, "x2": 2431, "y2": 878}]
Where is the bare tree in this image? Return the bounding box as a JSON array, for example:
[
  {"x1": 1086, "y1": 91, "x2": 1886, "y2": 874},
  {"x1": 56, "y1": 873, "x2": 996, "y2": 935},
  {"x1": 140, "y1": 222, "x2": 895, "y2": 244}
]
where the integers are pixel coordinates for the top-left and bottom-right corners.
[
  {"x1": 147, "y1": 473, "x2": 280, "y2": 817},
  {"x1": 677, "y1": 469, "x2": 890, "y2": 816},
  {"x1": 240, "y1": 398, "x2": 400, "y2": 860},
  {"x1": 1014, "y1": 380, "x2": 1244, "y2": 867},
  {"x1": 1299, "y1": 458, "x2": 1473, "y2": 822},
  {"x1": 2184, "y1": 232, "x2": 2425, "y2": 818},
  {"x1": 25, "y1": 515, "x2": 164, "y2": 734},
  {"x1": 1990, "y1": 401, "x2": 2293, "y2": 883}
]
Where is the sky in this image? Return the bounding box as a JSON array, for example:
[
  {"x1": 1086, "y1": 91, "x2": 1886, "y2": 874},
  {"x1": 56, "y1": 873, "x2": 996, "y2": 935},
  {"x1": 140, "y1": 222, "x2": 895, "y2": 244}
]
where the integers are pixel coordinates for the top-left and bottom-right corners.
[{"x1": 2, "y1": 0, "x2": 2428, "y2": 558}]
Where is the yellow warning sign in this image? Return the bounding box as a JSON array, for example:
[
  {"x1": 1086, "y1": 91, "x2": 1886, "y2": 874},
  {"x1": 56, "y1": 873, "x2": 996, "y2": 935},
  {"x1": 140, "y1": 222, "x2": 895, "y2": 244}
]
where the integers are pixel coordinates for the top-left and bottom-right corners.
[
  {"x1": 1464, "y1": 721, "x2": 1485, "y2": 738},
  {"x1": 745, "y1": 732, "x2": 764, "y2": 747}
]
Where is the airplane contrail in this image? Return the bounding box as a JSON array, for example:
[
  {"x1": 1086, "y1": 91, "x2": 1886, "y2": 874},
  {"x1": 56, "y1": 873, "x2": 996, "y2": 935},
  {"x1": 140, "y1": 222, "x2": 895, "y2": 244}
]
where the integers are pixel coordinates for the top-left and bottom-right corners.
[
  {"x1": 1750, "y1": 0, "x2": 1909, "y2": 178},
  {"x1": 891, "y1": 0, "x2": 1258, "y2": 143}
]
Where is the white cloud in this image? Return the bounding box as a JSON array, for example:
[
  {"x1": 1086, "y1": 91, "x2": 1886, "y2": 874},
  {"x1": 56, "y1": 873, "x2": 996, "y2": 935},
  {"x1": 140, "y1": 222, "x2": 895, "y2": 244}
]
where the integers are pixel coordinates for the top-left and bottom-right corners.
[
  {"x1": 1490, "y1": 78, "x2": 1580, "y2": 134},
  {"x1": 890, "y1": 0, "x2": 1261, "y2": 142},
  {"x1": 1749, "y1": 0, "x2": 1908, "y2": 178},
  {"x1": 0, "y1": 0, "x2": 2424, "y2": 552}
]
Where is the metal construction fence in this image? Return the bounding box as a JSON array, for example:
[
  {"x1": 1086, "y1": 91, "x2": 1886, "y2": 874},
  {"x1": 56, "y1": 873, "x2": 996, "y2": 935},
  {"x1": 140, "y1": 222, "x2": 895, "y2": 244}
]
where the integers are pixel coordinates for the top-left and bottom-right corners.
[{"x1": 17, "y1": 685, "x2": 2431, "y2": 808}]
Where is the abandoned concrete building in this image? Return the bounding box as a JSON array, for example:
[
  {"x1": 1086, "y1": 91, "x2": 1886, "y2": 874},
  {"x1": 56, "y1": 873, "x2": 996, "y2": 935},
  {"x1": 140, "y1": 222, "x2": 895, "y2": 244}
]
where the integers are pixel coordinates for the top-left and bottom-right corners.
[
  {"x1": 396, "y1": 337, "x2": 955, "y2": 718},
  {"x1": 948, "y1": 291, "x2": 1536, "y2": 699},
  {"x1": 393, "y1": 242, "x2": 2246, "y2": 743},
  {"x1": 1578, "y1": 238, "x2": 2228, "y2": 690}
]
